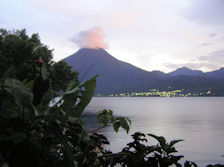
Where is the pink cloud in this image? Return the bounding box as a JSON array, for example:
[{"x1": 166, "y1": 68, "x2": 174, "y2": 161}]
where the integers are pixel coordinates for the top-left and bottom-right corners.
[{"x1": 72, "y1": 27, "x2": 108, "y2": 49}]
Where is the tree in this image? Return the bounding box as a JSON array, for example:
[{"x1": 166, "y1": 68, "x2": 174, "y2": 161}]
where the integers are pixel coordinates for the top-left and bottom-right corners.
[
  {"x1": 0, "y1": 28, "x2": 131, "y2": 167},
  {"x1": 0, "y1": 29, "x2": 52, "y2": 81},
  {"x1": 0, "y1": 28, "x2": 76, "y2": 94},
  {"x1": 0, "y1": 64, "x2": 132, "y2": 167},
  {"x1": 0, "y1": 28, "x2": 223, "y2": 167},
  {"x1": 50, "y1": 61, "x2": 79, "y2": 92}
]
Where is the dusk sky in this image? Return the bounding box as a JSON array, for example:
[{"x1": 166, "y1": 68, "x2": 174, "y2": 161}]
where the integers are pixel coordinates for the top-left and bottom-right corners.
[{"x1": 1, "y1": 0, "x2": 224, "y2": 72}]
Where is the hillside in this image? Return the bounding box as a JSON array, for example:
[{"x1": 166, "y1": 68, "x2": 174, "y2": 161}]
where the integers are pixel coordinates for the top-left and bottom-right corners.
[
  {"x1": 168, "y1": 67, "x2": 206, "y2": 77},
  {"x1": 63, "y1": 48, "x2": 224, "y2": 96},
  {"x1": 206, "y1": 67, "x2": 224, "y2": 79},
  {"x1": 63, "y1": 48, "x2": 161, "y2": 94}
]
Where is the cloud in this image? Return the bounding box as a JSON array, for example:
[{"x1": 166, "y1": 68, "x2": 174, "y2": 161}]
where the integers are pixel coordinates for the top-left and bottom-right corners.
[
  {"x1": 164, "y1": 62, "x2": 219, "y2": 72},
  {"x1": 164, "y1": 63, "x2": 180, "y2": 70},
  {"x1": 165, "y1": 49, "x2": 224, "y2": 71},
  {"x1": 209, "y1": 33, "x2": 217, "y2": 37},
  {"x1": 164, "y1": 62, "x2": 206, "y2": 70},
  {"x1": 182, "y1": 0, "x2": 224, "y2": 25},
  {"x1": 220, "y1": 36, "x2": 224, "y2": 41},
  {"x1": 198, "y1": 49, "x2": 224, "y2": 63},
  {"x1": 71, "y1": 27, "x2": 108, "y2": 49},
  {"x1": 199, "y1": 43, "x2": 212, "y2": 47}
]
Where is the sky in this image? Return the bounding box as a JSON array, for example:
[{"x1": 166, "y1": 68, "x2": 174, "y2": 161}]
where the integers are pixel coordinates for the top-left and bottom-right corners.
[{"x1": 1, "y1": 0, "x2": 224, "y2": 72}]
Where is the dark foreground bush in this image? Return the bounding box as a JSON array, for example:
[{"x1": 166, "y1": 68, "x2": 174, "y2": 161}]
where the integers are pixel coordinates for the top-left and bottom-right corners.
[{"x1": 0, "y1": 29, "x2": 223, "y2": 167}]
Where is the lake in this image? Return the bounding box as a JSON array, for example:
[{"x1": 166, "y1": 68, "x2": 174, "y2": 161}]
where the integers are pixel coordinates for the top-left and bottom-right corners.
[{"x1": 85, "y1": 97, "x2": 224, "y2": 166}]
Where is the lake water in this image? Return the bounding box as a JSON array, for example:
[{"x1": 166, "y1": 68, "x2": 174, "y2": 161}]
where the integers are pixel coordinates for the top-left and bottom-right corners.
[{"x1": 85, "y1": 97, "x2": 224, "y2": 166}]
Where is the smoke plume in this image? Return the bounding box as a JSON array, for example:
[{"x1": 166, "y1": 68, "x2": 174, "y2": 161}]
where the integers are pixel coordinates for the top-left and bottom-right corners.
[{"x1": 72, "y1": 27, "x2": 108, "y2": 49}]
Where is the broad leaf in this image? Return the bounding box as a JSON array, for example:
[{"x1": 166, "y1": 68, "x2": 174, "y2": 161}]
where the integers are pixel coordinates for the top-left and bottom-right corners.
[
  {"x1": 148, "y1": 134, "x2": 166, "y2": 147},
  {"x1": 23, "y1": 79, "x2": 35, "y2": 90},
  {"x1": 170, "y1": 139, "x2": 184, "y2": 147},
  {"x1": 118, "y1": 117, "x2": 130, "y2": 133},
  {"x1": 62, "y1": 86, "x2": 80, "y2": 113},
  {"x1": 75, "y1": 76, "x2": 97, "y2": 117},
  {"x1": 97, "y1": 110, "x2": 113, "y2": 126},
  {"x1": 184, "y1": 161, "x2": 198, "y2": 167},
  {"x1": 113, "y1": 121, "x2": 120, "y2": 133},
  {"x1": 40, "y1": 58, "x2": 48, "y2": 81},
  {"x1": 4, "y1": 78, "x2": 35, "y2": 115},
  {"x1": 65, "y1": 78, "x2": 80, "y2": 92}
]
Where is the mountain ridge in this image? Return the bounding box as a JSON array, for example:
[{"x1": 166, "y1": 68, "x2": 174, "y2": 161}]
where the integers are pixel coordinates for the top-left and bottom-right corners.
[
  {"x1": 63, "y1": 48, "x2": 224, "y2": 78},
  {"x1": 63, "y1": 48, "x2": 224, "y2": 95},
  {"x1": 168, "y1": 67, "x2": 206, "y2": 77},
  {"x1": 63, "y1": 48, "x2": 161, "y2": 94}
]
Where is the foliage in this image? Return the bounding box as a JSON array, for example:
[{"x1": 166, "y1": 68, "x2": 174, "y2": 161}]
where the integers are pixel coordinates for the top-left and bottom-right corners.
[
  {"x1": 0, "y1": 28, "x2": 75, "y2": 94},
  {"x1": 111, "y1": 132, "x2": 184, "y2": 167},
  {"x1": 0, "y1": 28, "x2": 224, "y2": 167},
  {"x1": 0, "y1": 29, "x2": 52, "y2": 81},
  {"x1": 0, "y1": 56, "x2": 130, "y2": 167},
  {"x1": 97, "y1": 109, "x2": 131, "y2": 133},
  {"x1": 2, "y1": 71, "x2": 222, "y2": 167},
  {"x1": 0, "y1": 70, "x2": 106, "y2": 166},
  {"x1": 50, "y1": 61, "x2": 79, "y2": 92}
]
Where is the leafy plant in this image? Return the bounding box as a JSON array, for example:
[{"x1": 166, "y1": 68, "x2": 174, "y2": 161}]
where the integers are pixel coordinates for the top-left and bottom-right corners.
[
  {"x1": 0, "y1": 65, "x2": 131, "y2": 167},
  {"x1": 110, "y1": 132, "x2": 183, "y2": 167},
  {"x1": 1, "y1": 28, "x2": 224, "y2": 167},
  {"x1": 97, "y1": 109, "x2": 131, "y2": 133}
]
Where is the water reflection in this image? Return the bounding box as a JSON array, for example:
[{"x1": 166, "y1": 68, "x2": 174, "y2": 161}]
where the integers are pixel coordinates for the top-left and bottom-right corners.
[{"x1": 85, "y1": 97, "x2": 224, "y2": 166}]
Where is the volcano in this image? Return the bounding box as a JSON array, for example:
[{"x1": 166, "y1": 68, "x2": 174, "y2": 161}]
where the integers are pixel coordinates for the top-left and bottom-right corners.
[
  {"x1": 63, "y1": 48, "x2": 224, "y2": 96},
  {"x1": 63, "y1": 48, "x2": 162, "y2": 95}
]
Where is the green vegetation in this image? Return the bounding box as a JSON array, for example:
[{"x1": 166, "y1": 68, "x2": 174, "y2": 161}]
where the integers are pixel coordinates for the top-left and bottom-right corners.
[{"x1": 0, "y1": 29, "x2": 223, "y2": 167}]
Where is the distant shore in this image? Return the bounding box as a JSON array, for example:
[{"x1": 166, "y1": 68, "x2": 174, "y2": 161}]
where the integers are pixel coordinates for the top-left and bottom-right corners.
[{"x1": 95, "y1": 88, "x2": 219, "y2": 97}]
